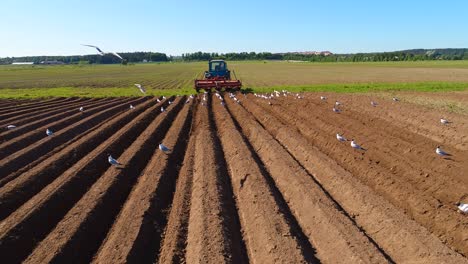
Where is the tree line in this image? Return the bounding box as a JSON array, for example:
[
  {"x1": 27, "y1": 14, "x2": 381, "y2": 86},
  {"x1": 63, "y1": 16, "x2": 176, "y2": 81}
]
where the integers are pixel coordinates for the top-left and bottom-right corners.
[
  {"x1": 0, "y1": 52, "x2": 169, "y2": 65},
  {"x1": 2, "y1": 49, "x2": 468, "y2": 65}
]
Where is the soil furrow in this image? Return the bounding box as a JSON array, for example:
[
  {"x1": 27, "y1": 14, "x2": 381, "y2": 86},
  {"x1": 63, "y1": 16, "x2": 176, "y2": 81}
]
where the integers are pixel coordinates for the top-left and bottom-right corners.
[
  {"x1": 242, "y1": 97, "x2": 467, "y2": 263},
  {"x1": 185, "y1": 95, "x2": 248, "y2": 264},
  {"x1": 0, "y1": 98, "x2": 107, "y2": 141},
  {"x1": 212, "y1": 96, "x2": 315, "y2": 263},
  {"x1": 0, "y1": 97, "x2": 161, "y2": 219},
  {"x1": 0, "y1": 98, "x2": 170, "y2": 263},
  {"x1": 0, "y1": 97, "x2": 135, "y2": 159},
  {"x1": 0, "y1": 97, "x2": 84, "y2": 120},
  {"x1": 0, "y1": 97, "x2": 69, "y2": 115},
  {"x1": 0, "y1": 97, "x2": 147, "y2": 176},
  {"x1": 157, "y1": 134, "x2": 196, "y2": 264},
  {"x1": 259, "y1": 96, "x2": 468, "y2": 256},
  {"x1": 94, "y1": 98, "x2": 194, "y2": 263},
  {"x1": 225, "y1": 96, "x2": 389, "y2": 263},
  {"x1": 22, "y1": 97, "x2": 185, "y2": 264}
]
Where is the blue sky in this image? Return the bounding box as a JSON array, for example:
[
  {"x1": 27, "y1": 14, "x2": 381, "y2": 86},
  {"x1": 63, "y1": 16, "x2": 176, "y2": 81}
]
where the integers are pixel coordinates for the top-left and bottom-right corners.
[{"x1": 1, "y1": 0, "x2": 466, "y2": 57}]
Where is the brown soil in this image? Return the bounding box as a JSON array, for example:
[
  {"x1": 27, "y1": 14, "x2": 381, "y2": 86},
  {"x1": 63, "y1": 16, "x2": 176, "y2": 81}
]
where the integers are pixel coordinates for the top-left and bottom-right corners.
[{"x1": 0, "y1": 93, "x2": 466, "y2": 263}]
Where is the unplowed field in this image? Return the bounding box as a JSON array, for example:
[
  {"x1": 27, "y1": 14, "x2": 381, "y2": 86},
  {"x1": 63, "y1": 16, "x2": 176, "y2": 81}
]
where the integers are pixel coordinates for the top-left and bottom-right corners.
[{"x1": 0, "y1": 93, "x2": 467, "y2": 263}]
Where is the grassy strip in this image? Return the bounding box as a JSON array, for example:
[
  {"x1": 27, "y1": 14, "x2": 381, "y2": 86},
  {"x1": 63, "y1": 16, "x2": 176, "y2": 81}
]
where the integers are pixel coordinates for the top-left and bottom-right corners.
[{"x1": 0, "y1": 82, "x2": 467, "y2": 99}]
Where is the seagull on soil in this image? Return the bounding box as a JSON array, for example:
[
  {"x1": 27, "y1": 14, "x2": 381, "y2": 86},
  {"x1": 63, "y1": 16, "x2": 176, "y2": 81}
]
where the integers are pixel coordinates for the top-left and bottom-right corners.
[
  {"x1": 168, "y1": 100, "x2": 173, "y2": 105},
  {"x1": 351, "y1": 139, "x2": 366, "y2": 151},
  {"x1": 134, "y1": 84, "x2": 146, "y2": 94},
  {"x1": 130, "y1": 104, "x2": 135, "y2": 110},
  {"x1": 336, "y1": 133, "x2": 347, "y2": 142},
  {"x1": 320, "y1": 96, "x2": 327, "y2": 101},
  {"x1": 46, "y1": 128, "x2": 54, "y2": 136},
  {"x1": 79, "y1": 106, "x2": 84, "y2": 112},
  {"x1": 436, "y1": 146, "x2": 451, "y2": 156},
  {"x1": 333, "y1": 107, "x2": 341, "y2": 113},
  {"x1": 6, "y1": 125, "x2": 16, "y2": 129},
  {"x1": 440, "y1": 118, "x2": 451, "y2": 125},
  {"x1": 456, "y1": 202, "x2": 468, "y2": 214},
  {"x1": 81, "y1": 44, "x2": 123, "y2": 60},
  {"x1": 371, "y1": 101, "x2": 378, "y2": 107},
  {"x1": 157, "y1": 98, "x2": 161, "y2": 103},
  {"x1": 159, "y1": 143, "x2": 171, "y2": 153},
  {"x1": 392, "y1": 97, "x2": 400, "y2": 102},
  {"x1": 108, "y1": 154, "x2": 122, "y2": 166},
  {"x1": 161, "y1": 106, "x2": 165, "y2": 112},
  {"x1": 335, "y1": 101, "x2": 342, "y2": 106}
]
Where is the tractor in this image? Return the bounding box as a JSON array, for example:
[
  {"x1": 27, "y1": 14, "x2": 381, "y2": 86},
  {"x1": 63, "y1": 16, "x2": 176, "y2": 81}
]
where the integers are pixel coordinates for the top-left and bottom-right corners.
[{"x1": 194, "y1": 60, "x2": 242, "y2": 92}]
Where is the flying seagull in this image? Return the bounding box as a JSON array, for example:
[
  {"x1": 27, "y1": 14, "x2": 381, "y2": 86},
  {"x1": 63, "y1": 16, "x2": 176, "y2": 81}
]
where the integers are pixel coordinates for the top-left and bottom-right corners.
[
  {"x1": 81, "y1": 44, "x2": 123, "y2": 60},
  {"x1": 108, "y1": 154, "x2": 122, "y2": 166},
  {"x1": 134, "y1": 84, "x2": 146, "y2": 94},
  {"x1": 351, "y1": 139, "x2": 366, "y2": 151},
  {"x1": 456, "y1": 202, "x2": 468, "y2": 214},
  {"x1": 6, "y1": 125, "x2": 16, "y2": 129},
  {"x1": 159, "y1": 143, "x2": 171, "y2": 153},
  {"x1": 435, "y1": 146, "x2": 451, "y2": 156},
  {"x1": 46, "y1": 128, "x2": 54, "y2": 136},
  {"x1": 336, "y1": 133, "x2": 347, "y2": 142}
]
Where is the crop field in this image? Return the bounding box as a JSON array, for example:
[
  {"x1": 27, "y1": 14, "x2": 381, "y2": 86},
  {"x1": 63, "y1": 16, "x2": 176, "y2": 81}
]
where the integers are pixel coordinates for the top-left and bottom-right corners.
[
  {"x1": 0, "y1": 91, "x2": 467, "y2": 263},
  {"x1": 1, "y1": 61, "x2": 468, "y2": 98}
]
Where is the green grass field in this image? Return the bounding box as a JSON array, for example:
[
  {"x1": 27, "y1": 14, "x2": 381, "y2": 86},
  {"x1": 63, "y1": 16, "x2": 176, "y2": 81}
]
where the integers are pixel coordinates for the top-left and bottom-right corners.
[{"x1": 1, "y1": 61, "x2": 468, "y2": 98}]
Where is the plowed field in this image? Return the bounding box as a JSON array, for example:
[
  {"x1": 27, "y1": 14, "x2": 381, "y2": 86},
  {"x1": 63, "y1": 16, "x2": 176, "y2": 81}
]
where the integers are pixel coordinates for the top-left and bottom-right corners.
[{"x1": 0, "y1": 93, "x2": 467, "y2": 263}]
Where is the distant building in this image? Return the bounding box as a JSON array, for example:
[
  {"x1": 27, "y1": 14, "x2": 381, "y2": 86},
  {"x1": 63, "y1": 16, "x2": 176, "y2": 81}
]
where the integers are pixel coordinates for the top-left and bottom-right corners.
[
  {"x1": 12, "y1": 62, "x2": 34, "y2": 65},
  {"x1": 40, "y1": 61, "x2": 65, "y2": 65}
]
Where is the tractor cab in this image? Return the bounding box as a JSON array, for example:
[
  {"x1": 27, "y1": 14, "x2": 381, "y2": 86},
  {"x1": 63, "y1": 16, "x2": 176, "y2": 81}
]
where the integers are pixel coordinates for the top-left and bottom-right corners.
[{"x1": 205, "y1": 60, "x2": 231, "y2": 79}]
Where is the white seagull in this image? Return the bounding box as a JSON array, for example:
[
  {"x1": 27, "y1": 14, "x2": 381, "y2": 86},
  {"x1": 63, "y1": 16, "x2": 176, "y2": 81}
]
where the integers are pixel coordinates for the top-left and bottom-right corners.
[
  {"x1": 440, "y1": 118, "x2": 450, "y2": 125},
  {"x1": 335, "y1": 101, "x2": 342, "y2": 106},
  {"x1": 134, "y1": 84, "x2": 146, "y2": 94},
  {"x1": 392, "y1": 97, "x2": 400, "y2": 102},
  {"x1": 108, "y1": 154, "x2": 122, "y2": 166},
  {"x1": 161, "y1": 106, "x2": 165, "y2": 112},
  {"x1": 435, "y1": 146, "x2": 451, "y2": 156},
  {"x1": 46, "y1": 128, "x2": 54, "y2": 136},
  {"x1": 130, "y1": 104, "x2": 135, "y2": 110},
  {"x1": 351, "y1": 139, "x2": 366, "y2": 151},
  {"x1": 336, "y1": 133, "x2": 347, "y2": 142},
  {"x1": 371, "y1": 101, "x2": 378, "y2": 107},
  {"x1": 333, "y1": 107, "x2": 341, "y2": 113},
  {"x1": 6, "y1": 125, "x2": 16, "y2": 129},
  {"x1": 81, "y1": 44, "x2": 123, "y2": 60},
  {"x1": 79, "y1": 106, "x2": 84, "y2": 112},
  {"x1": 168, "y1": 101, "x2": 173, "y2": 105},
  {"x1": 159, "y1": 143, "x2": 171, "y2": 153},
  {"x1": 320, "y1": 96, "x2": 327, "y2": 101},
  {"x1": 456, "y1": 202, "x2": 468, "y2": 214}
]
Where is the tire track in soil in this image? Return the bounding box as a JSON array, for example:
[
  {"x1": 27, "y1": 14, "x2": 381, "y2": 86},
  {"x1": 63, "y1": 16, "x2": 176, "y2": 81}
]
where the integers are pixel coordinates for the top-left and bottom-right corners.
[
  {"x1": 224, "y1": 96, "x2": 389, "y2": 263},
  {"x1": 0, "y1": 97, "x2": 172, "y2": 263},
  {"x1": 242, "y1": 97, "x2": 468, "y2": 263},
  {"x1": 185, "y1": 95, "x2": 248, "y2": 264},
  {"x1": 0, "y1": 97, "x2": 161, "y2": 219},
  {"x1": 22, "y1": 97, "x2": 185, "y2": 264},
  {"x1": 0, "y1": 97, "x2": 147, "y2": 176},
  {"x1": 0, "y1": 97, "x2": 84, "y2": 120},
  {"x1": 93, "y1": 98, "x2": 194, "y2": 263},
  {"x1": 0, "y1": 98, "x2": 108, "y2": 141},
  {"x1": 0, "y1": 97, "x2": 136, "y2": 159},
  {"x1": 263, "y1": 95, "x2": 468, "y2": 256},
  {"x1": 213, "y1": 96, "x2": 316, "y2": 263}
]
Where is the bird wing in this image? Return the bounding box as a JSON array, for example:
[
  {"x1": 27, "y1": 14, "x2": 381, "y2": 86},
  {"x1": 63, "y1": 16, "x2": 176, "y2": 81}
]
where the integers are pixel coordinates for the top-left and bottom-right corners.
[
  {"x1": 111, "y1": 52, "x2": 123, "y2": 60},
  {"x1": 81, "y1": 44, "x2": 104, "y2": 53}
]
